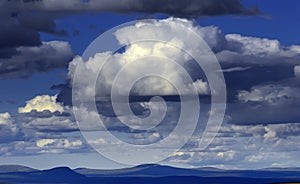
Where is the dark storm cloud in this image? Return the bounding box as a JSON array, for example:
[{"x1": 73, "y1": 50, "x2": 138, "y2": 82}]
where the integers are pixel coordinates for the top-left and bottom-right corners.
[
  {"x1": 135, "y1": 0, "x2": 260, "y2": 17},
  {"x1": 0, "y1": 41, "x2": 74, "y2": 79},
  {"x1": 1, "y1": 0, "x2": 260, "y2": 41},
  {"x1": 0, "y1": 17, "x2": 41, "y2": 49},
  {"x1": 5, "y1": 0, "x2": 259, "y2": 17},
  {"x1": 0, "y1": 2, "x2": 70, "y2": 78},
  {"x1": 16, "y1": 12, "x2": 68, "y2": 36},
  {"x1": 0, "y1": 12, "x2": 74, "y2": 78}
]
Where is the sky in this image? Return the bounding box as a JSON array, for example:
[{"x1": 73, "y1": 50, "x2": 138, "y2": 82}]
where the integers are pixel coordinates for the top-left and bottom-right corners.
[{"x1": 0, "y1": 0, "x2": 300, "y2": 170}]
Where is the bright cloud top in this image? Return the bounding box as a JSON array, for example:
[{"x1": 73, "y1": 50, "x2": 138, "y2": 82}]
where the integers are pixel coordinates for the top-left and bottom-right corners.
[
  {"x1": 18, "y1": 95, "x2": 64, "y2": 113},
  {"x1": 69, "y1": 18, "x2": 218, "y2": 99}
]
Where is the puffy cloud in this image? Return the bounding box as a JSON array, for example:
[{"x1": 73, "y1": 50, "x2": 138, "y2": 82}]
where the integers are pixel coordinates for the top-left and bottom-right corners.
[
  {"x1": 21, "y1": 115, "x2": 77, "y2": 133},
  {"x1": 198, "y1": 26, "x2": 227, "y2": 53},
  {"x1": 226, "y1": 82, "x2": 300, "y2": 124},
  {"x1": 128, "y1": 131, "x2": 162, "y2": 145},
  {"x1": 16, "y1": 95, "x2": 78, "y2": 133},
  {"x1": 36, "y1": 139, "x2": 56, "y2": 148},
  {"x1": 263, "y1": 123, "x2": 300, "y2": 139},
  {"x1": 36, "y1": 138, "x2": 82, "y2": 149},
  {"x1": 0, "y1": 112, "x2": 13, "y2": 125},
  {"x1": 191, "y1": 79, "x2": 210, "y2": 95},
  {"x1": 170, "y1": 151, "x2": 195, "y2": 162},
  {"x1": 69, "y1": 18, "x2": 215, "y2": 100},
  {"x1": 0, "y1": 112, "x2": 19, "y2": 142},
  {"x1": 0, "y1": 41, "x2": 74, "y2": 78},
  {"x1": 60, "y1": 18, "x2": 300, "y2": 105},
  {"x1": 0, "y1": 136, "x2": 86, "y2": 156},
  {"x1": 214, "y1": 31, "x2": 300, "y2": 125},
  {"x1": 226, "y1": 34, "x2": 282, "y2": 56},
  {"x1": 18, "y1": 95, "x2": 64, "y2": 113},
  {"x1": 295, "y1": 65, "x2": 300, "y2": 77},
  {"x1": 263, "y1": 127, "x2": 277, "y2": 141},
  {"x1": 218, "y1": 36, "x2": 300, "y2": 68},
  {"x1": 237, "y1": 85, "x2": 300, "y2": 104},
  {"x1": 165, "y1": 121, "x2": 300, "y2": 168},
  {"x1": 216, "y1": 151, "x2": 235, "y2": 160}
]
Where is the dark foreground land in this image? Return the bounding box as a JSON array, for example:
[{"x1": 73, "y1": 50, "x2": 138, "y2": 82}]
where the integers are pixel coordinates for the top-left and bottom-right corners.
[{"x1": 0, "y1": 164, "x2": 299, "y2": 184}]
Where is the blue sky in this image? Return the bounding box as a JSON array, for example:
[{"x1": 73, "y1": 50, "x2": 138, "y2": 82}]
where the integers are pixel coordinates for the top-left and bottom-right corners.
[{"x1": 0, "y1": 0, "x2": 300, "y2": 169}]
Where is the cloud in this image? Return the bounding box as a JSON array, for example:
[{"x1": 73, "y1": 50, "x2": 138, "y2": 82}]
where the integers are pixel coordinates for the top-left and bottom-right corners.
[
  {"x1": 211, "y1": 29, "x2": 300, "y2": 125},
  {"x1": 0, "y1": 108, "x2": 86, "y2": 156},
  {"x1": 295, "y1": 65, "x2": 300, "y2": 77},
  {"x1": 16, "y1": 95, "x2": 77, "y2": 133},
  {"x1": 3, "y1": 0, "x2": 259, "y2": 18},
  {"x1": 0, "y1": 3, "x2": 74, "y2": 79},
  {"x1": 0, "y1": 41, "x2": 74, "y2": 78},
  {"x1": 0, "y1": 112, "x2": 13, "y2": 125},
  {"x1": 18, "y1": 95, "x2": 65, "y2": 113},
  {"x1": 0, "y1": 0, "x2": 260, "y2": 45},
  {"x1": 36, "y1": 138, "x2": 82, "y2": 149},
  {"x1": 0, "y1": 112, "x2": 19, "y2": 142},
  {"x1": 21, "y1": 115, "x2": 77, "y2": 133},
  {"x1": 2, "y1": 15, "x2": 300, "y2": 168},
  {"x1": 69, "y1": 18, "x2": 214, "y2": 99},
  {"x1": 0, "y1": 0, "x2": 259, "y2": 78},
  {"x1": 165, "y1": 122, "x2": 300, "y2": 168},
  {"x1": 59, "y1": 17, "x2": 300, "y2": 129},
  {"x1": 218, "y1": 35, "x2": 300, "y2": 68},
  {"x1": 226, "y1": 34, "x2": 282, "y2": 55},
  {"x1": 237, "y1": 85, "x2": 300, "y2": 104},
  {"x1": 36, "y1": 139, "x2": 56, "y2": 148},
  {"x1": 0, "y1": 136, "x2": 86, "y2": 156},
  {"x1": 0, "y1": 0, "x2": 259, "y2": 79},
  {"x1": 59, "y1": 17, "x2": 300, "y2": 104},
  {"x1": 0, "y1": 18, "x2": 40, "y2": 49},
  {"x1": 1, "y1": 92, "x2": 300, "y2": 169}
]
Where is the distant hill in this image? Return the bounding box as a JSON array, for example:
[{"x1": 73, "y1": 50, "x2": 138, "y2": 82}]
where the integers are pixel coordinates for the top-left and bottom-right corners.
[
  {"x1": 0, "y1": 165, "x2": 37, "y2": 173},
  {"x1": 0, "y1": 164, "x2": 299, "y2": 184},
  {"x1": 0, "y1": 167, "x2": 87, "y2": 184},
  {"x1": 75, "y1": 164, "x2": 300, "y2": 179},
  {"x1": 75, "y1": 164, "x2": 214, "y2": 177}
]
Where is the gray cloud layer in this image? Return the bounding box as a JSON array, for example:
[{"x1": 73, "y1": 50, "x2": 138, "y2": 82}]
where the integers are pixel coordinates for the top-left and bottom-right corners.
[
  {"x1": 7, "y1": 0, "x2": 259, "y2": 17},
  {"x1": 0, "y1": 41, "x2": 73, "y2": 78}
]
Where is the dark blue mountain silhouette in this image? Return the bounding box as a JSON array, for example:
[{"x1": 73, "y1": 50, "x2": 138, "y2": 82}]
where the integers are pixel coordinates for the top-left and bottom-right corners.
[
  {"x1": 0, "y1": 167, "x2": 86, "y2": 183},
  {"x1": 0, "y1": 164, "x2": 299, "y2": 184}
]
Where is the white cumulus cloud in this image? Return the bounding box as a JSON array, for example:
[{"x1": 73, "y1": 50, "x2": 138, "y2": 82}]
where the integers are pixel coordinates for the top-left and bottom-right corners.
[
  {"x1": 0, "y1": 112, "x2": 18, "y2": 141},
  {"x1": 18, "y1": 95, "x2": 64, "y2": 113},
  {"x1": 69, "y1": 18, "x2": 215, "y2": 100}
]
